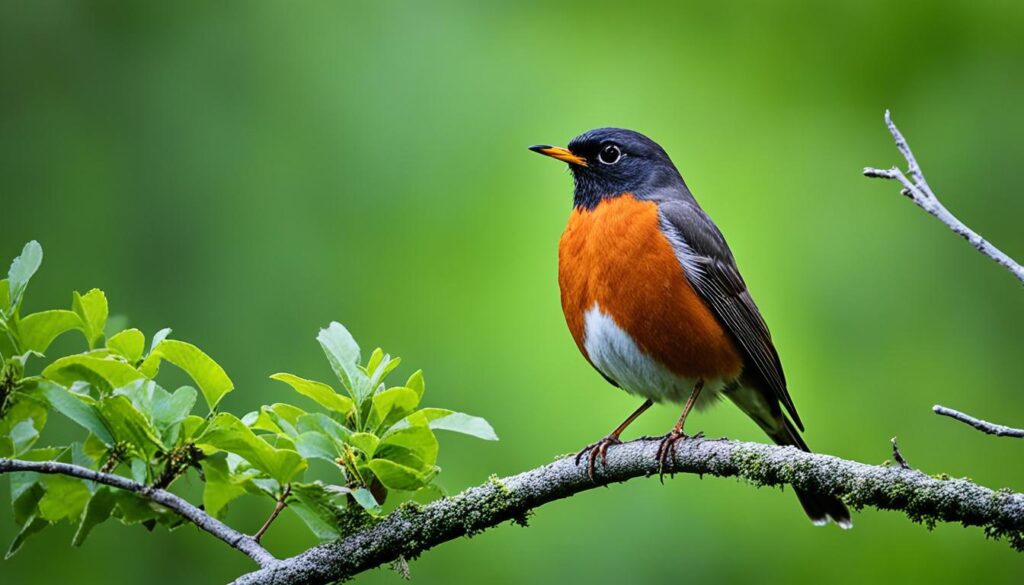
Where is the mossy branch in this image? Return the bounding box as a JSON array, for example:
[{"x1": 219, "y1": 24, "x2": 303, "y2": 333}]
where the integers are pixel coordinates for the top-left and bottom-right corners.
[{"x1": 230, "y1": 436, "x2": 1024, "y2": 585}]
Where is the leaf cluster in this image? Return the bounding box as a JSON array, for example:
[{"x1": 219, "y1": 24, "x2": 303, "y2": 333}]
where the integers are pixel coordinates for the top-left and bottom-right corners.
[{"x1": 0, "y1": 242, "x2": 497, "y2": 556}]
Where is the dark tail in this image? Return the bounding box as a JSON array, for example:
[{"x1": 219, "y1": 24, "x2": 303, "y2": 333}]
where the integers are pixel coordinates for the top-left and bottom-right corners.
[{"x1": 767, "y1": 417, "x2": 852, "y2": 529}]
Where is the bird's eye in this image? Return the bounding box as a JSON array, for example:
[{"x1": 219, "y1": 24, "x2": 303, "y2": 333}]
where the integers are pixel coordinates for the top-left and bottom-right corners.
[{"x1": 597, "y1": 144, "x2": 621, "y2": 165}]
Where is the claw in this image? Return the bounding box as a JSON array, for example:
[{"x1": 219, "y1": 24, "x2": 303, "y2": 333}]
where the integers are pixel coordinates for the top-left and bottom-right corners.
[
  {"x1": 574, "y1": 435, "x2": 621, "y2": 481},
  {"x1": 655, "y1": 430, "x2": 702, "y2": 482}
]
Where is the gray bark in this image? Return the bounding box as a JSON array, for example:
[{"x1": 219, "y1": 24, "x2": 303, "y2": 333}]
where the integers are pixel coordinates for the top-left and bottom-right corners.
[
  {"x1": 229, "y1": 437, "x2": 1024, "y2": 585},
  {"x1": 0, "y1": 457, "x2": 276, "y2": 567},
  {"x1": 934, "y1": 405, "x2": 1024, "y2": 438},
  {"x1": 864, "y1": 110, "x2": 1024, "y2": 285}
]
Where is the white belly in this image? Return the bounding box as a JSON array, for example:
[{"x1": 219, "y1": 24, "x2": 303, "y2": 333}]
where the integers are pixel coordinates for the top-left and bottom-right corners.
[{"x1": 582, "y1": 303, "x2": 729, "y2": 408}]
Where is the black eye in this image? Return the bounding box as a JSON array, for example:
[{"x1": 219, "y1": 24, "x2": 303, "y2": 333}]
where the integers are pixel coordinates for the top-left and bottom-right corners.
[{"x1": 597, "y1": 144, "x2": 621, "y2": 165}]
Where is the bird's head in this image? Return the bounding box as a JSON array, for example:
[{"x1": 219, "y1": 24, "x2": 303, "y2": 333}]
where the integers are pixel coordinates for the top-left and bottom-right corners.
[{"x1": 529, "y1": 128, "x2": 685, "y2": 209}]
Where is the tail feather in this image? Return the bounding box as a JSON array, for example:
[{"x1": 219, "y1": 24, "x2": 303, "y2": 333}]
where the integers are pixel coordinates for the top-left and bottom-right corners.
[{"x1": 769, "y1": 417, "x2": 852, "y2": 529}]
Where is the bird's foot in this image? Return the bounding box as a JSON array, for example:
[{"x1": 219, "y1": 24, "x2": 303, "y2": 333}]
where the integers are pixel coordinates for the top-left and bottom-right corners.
[
  {"x1": 574, "y1": 435, "x2": 621, "y2": 481},
  {"x1": 655, "y1": 430, "x2": 704, "y2": 482}
]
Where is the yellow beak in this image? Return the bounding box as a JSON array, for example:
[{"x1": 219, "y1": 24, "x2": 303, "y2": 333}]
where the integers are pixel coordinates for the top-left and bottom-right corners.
[{"x1": 528, "y1": 145, "x2": 588, "y2": 167}]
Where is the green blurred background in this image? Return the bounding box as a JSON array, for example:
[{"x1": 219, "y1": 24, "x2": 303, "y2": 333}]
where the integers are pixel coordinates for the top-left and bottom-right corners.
[{"x1": 2, "y1": 1, "x2": 1023, "y2": 583}]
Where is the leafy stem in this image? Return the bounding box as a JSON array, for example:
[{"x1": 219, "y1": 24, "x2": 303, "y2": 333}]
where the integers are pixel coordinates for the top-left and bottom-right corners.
[
  {"x1": 0, "y1": 241, "x2": 496, "y2": 566},
  {"x1": 253, "y1": 484, "x2": 292, "y2": 544}
]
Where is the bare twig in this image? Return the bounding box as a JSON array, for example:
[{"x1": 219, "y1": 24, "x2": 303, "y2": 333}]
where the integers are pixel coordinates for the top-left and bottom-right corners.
[
  {"x1": 253, "y1": 485, "x2": 292, "y2": 544},
  {"x1": 230, "y1": 437, "x2": 1024, "y2": 585},
  {"x1": 934, "y1": 405, "x2": 1024, "y2": 438},
  {"x1": 890, "y1": 436, "x2": 913, "y2": 470},
  {"x1": 0, "y1": 458, "x2": 277, "y2": 567},
  {"x1": 864, "y1": 110, "x2": 1024, "y2": 285}
]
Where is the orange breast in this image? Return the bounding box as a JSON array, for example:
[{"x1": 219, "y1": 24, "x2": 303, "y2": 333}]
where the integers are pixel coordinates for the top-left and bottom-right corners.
[{"x1": 558, "y1": 194, "x2": 743, "y2": 380}]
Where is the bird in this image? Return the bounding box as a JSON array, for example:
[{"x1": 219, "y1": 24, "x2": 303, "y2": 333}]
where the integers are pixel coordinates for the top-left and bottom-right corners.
[{"x1": 529, "y1": 128, "x2": 851, "y2": 528}]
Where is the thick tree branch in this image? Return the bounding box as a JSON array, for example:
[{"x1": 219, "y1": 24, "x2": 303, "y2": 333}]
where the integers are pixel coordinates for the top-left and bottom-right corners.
[
  {"x1": 230, "y1": 437, "x2": 1024, "y2": 585},
  {"x1": 0, "y1": 458, "x2": 277, "y2": 568},
  {"x1": 934, "y1": 405, "x2": 1024, "y2": 438},
  {"x1": 863, "y1": 110, "x2": 1024, "y2": 285}
]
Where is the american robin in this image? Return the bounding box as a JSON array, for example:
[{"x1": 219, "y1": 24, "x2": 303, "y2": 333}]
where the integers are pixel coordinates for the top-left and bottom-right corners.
[{"x1": 529, "y1": 128, "x2": 851, "y2": 528}]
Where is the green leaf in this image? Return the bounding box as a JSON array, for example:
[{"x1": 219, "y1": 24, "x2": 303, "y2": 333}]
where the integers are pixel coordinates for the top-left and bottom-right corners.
[
  {"x1": 149, "y1": 328, "x2": 171, "y2": 352},
  {"x1": 427, "y1": 412, "x2": 498, "y2": 441},
  {"x1": 72, "y1": 487, "x2": 118, "y2": 546},
  {"x1": 405, "y1": 370, "x2": 425, "y2": 400},
  {"x1": 7, "y1": 241, "x2": 43, "y2": 309},
  {"x1": 290, "y1": 482, "x2": 344, "y2": 541},
  {"x1": 401, "y1": 407, "x2": 453, "y2": 426},
  {"x1": 0, "y1": 392, "x2": 48, "y2": 457},
  {"x1": 348, "y1": 432, "x2": 380, "y2": 457},
  {"x1": 107, "y1": 328, "x2": 145, "y2": 363},
  {"x1": 100, "y1": 395, "x2": 164, "y2": 458},
  {"x1": 368, "y1": 353, "x2": 401, "y2": 386},
  {"x1": 378, "y1": 424, "x2": 438, "y2": 470},
  {"x1": 153, "y1": 385, "x2": 197, "y2": 431},
  {"x1": 244, "y1": 409, "x2": 283, "y2": 434},
  {"x1": 367, "y1": 459, "x2": 428, "y2": 491},
  {"x1": 268, "y1": 433, "x2": 297, "y2": 452},
  {"x1": 8, "y1": 420, "x2": 39, "y2": 457},
  {"x1": 38, "y1": 382, "x2": 114, "y2": 444},
  {"x1": 260, "y1": 403, "x2": 307, "y2": 437},
  {"x1": 17, "y1": 446, "x2": 62, "y2": 461},
  {"x1": 370, "y1": 387, "x2": 420, "y2": 430},
  {"x1": 200, "y1": 455, "x2": 249, "y2": 519},
  {"x1": 38, "y1": 474, "x2": 91, "y2": 521},
  {"x1": 72, "y1": 289, "x2": 109, "y2": 349},
  {"x1": 351, "y1": 487, "x2": 382, "y2": 516},
  {"x1": 270, "y1": 372, "x2": 354, "y2": 416},
  {"x1": 129, "y1": 457, "x2": 147, "y2": 484},
  {"x1": 316, "y1": 322, "x2": 371, "y2": 402},
  {"x1": 82, "y1": 434, "x2": 109, "y2": 462},
  {"x1": 18, "y1": 310, "x2": 83, "y2": 353},
  {"x1": 110, "y1": 491, "x2": 166, "y2": 525},
  {"x1": 179, "y1": 415, "x2": 206, "y2": 440},
  {"x1": 5, "y1": 516, "x2": 48, "y2": 559},
  {"x1": 71, "y1": 441, "x2": 95, "y2": 471},
  {"x1": 43, "y1": 355, "x2": 145, "y2": 395},
  {"x1": 114, "y1": 380, "x2": 196, "y2": 446},
  {"x1": 11, "y1": 480, "x2": 45, "y2": 526},
  {"x1": 294, "y1": 432, "x2": 342, "y2": 462},
  {"x1": 198, "y1": 413, "x2": 307, "y2": 484},
  {"x1": 296, "y1": 413, "x2": 351, "y2": 442},
  {"x1": 365, "y1": 348, "x2": 385, "y2": 378},
  {"x1": 142, "y1": 339, "x2": 233, "y2": 410}
]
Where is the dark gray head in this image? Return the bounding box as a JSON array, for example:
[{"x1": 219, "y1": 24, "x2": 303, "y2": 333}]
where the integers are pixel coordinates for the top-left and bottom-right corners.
[{"x1": 529, "y1": 128, "x2": 687, "y2": 209}]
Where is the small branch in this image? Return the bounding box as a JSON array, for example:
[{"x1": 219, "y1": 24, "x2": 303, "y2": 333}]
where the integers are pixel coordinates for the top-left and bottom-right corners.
[
  {"x1": 253, "y1": 485, "x2": 292, "y2": 544},
  {"x1": 890, "y1": 436, "x2": 913, "y2": 470},
  {"x1": 230, "y1": 437, "x2": 1024, "y2": 585},
  {"x1": 934, "y1": 405, "x2": 1024, "y2": 438},
  {"x1": 0, "y1": 458, "x2": 277, "y2": 568},
  {"x1": 864, "y1": 110, "x2": 1024, "y2": 285}
]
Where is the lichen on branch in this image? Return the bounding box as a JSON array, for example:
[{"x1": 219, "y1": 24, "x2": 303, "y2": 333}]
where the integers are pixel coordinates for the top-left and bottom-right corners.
[{"x1": 229, "y1": 437, "x2": 1024, "y2": 585}]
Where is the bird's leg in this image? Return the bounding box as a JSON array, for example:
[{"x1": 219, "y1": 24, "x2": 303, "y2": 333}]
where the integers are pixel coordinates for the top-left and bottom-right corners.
[
  {"x1": 575, "y1": 399, "x2": 653, "y2": 481},
  {"x1": 656, "y1": 380, "x2": 705, "y2": 480}
]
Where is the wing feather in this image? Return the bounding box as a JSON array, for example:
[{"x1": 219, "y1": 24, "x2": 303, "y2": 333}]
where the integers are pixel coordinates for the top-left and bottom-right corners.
[{"x1": 657, "y1": 199, "x2": 803, "y2": 431}]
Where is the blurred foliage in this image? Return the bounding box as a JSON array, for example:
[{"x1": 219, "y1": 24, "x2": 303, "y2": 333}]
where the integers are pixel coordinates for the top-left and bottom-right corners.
[{"x1": 1, "y1": 1, "x2": 1023, "y2": 584}]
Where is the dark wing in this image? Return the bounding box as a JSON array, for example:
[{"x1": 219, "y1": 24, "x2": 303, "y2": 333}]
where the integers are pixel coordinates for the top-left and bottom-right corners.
[{"x1": 656, "y1": 198, "x2": 804, "y2": 431}]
